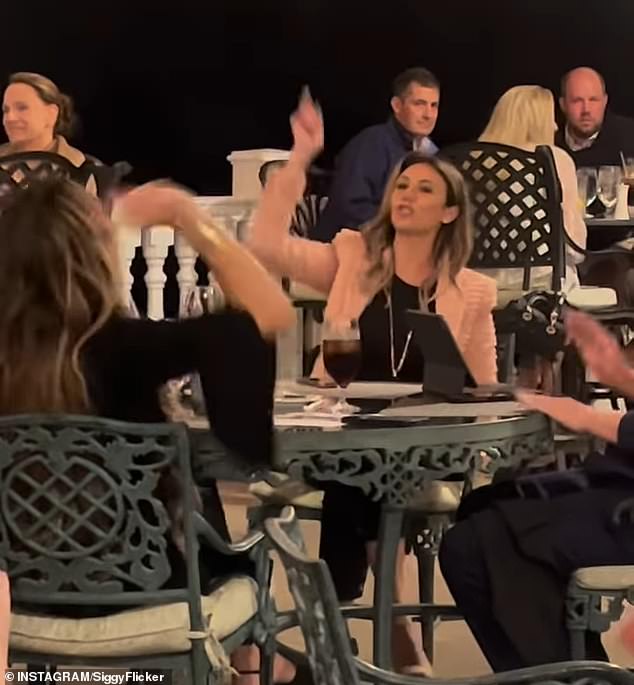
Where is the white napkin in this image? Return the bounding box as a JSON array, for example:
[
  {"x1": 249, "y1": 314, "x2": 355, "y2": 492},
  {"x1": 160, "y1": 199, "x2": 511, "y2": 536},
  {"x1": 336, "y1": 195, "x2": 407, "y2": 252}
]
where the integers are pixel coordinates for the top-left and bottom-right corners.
[{"x1": 274, "y1": 412, "x2": 343, "y2": 428}]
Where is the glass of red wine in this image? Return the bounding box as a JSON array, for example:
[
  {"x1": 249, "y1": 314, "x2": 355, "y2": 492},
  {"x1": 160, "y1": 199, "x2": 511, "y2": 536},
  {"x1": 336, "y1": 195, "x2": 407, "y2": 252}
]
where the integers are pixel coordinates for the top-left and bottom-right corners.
[{"x1": 322, "y1": 319, "x2": 362, "y2": 414}]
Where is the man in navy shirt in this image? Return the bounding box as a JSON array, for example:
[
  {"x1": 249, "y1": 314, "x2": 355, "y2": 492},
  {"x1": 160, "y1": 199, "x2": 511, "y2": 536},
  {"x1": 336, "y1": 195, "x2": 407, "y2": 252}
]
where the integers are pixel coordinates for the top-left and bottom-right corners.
[{"x1": 311, "y1": 67, "x2": 440, "y2": 242}]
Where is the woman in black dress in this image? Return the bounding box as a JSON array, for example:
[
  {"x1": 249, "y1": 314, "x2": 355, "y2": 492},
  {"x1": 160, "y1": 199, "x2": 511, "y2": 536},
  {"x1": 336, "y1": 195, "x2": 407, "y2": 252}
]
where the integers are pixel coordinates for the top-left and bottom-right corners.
[{"x1": 0, "y1": 178, "x2": 296, "y2": 684}]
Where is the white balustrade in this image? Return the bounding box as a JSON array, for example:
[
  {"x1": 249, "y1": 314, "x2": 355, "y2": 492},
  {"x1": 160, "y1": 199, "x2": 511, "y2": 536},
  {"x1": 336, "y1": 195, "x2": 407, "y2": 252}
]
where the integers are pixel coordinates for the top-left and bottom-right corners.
[
  {"x1": 115, "y1": 148, "x2": 308, "y2": 378},
  {"x1": 227, "y1": 148, "x2": 290, "y2": 200},
  {"x1": 116, "y1": 225, "x2": 141, "y2": 311}
]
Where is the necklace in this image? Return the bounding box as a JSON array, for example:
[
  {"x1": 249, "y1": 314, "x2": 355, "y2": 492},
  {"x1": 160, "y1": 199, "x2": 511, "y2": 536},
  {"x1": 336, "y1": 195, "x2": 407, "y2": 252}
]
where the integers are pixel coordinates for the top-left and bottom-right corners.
[{"x1": 387, "y1": 289, "x2": 413, "y2": 379}]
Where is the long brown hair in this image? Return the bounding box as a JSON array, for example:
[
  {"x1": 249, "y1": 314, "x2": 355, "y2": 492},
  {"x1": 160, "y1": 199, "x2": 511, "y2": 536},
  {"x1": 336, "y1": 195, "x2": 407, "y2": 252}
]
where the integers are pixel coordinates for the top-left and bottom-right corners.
[
  {"x1": 0, "y1": 178, "x2": 122, "y2": 413},
  {"x1": 362, "y1": 152, "x2": 473, "y2": 292}
]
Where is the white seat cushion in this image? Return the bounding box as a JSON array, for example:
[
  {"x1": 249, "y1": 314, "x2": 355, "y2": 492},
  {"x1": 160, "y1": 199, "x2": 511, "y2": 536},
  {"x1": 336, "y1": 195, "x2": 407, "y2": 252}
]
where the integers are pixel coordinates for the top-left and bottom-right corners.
[
  {"x1": 250, "y1": 477, "x2": 462, "y2": 513},
  {"x1": 10, "y1": 575, "x2": 257, "y2": 671},
  {"x1": 408, "y1": 481, "x2": 463, "y2": 513},
  {"x1": 574, "y1": 566, "x2": 634, "y2": 590},
  {"x1": 249, "y1": 476, "x2": 324, "y2": 509},
  {"x1": 567, "y1": 286, "x2": 618, "y2": 310}
]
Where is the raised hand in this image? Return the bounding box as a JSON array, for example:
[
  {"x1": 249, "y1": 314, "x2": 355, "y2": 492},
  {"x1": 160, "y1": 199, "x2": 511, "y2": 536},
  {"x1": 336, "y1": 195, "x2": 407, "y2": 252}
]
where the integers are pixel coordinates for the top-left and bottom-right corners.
[
  {"x1": 289, "y1": 87, "x2": 324, "y2": 167},
  {"x1": 112, "y1": 181, "x2": 197, "y2": 229},
  {"x1": 564, "y1": 309, "x2": 634, "y2": 394}
]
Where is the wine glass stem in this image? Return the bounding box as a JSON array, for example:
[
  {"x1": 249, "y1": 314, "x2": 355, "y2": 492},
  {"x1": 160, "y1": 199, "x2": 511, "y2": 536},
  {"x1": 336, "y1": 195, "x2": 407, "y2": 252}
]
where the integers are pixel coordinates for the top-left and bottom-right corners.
[{"x1": 334, "y1": 387, "x2": 347, "y2": 413}]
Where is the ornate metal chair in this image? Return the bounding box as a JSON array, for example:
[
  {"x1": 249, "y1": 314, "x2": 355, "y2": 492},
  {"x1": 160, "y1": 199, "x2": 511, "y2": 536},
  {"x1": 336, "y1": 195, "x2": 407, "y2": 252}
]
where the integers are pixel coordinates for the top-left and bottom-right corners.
[
  {"x1": 0, "y1": 414, "x2": 266, "y2": 684},
  {"x1": 265, "y1": 507, "x2": 634, "y2": 685},
  {"x1": 440, "y1": 143, "x2": 568, "y2": 293},
  {"x1": 258, "y1": 160, "x2": 331, "y2": 240},
  {"x1": 0, "y1": 151, "x2": 131, "y2": 208},
  {"x1": 566, "y1": 497, "x2": 634, "y2": 660},
  {"x1": 439, "y1": 142, "x2": 630, "y2": 397}
]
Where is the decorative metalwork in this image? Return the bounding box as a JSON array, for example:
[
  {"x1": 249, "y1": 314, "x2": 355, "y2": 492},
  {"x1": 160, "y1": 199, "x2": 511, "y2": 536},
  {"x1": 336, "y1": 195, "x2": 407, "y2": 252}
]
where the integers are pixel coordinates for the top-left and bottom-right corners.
[
  {"x1": 259, "y1": 160, "x2": 331, "y2": 238},
  {"x1": 0, "y1": 415, "x2": 186, "y2": 599},
  {"x1": 265, "y1": 509, "x2": 634, "y2": 685},
  {"x1": 441, "y1": 143, "x2": 565, "y2": 286},
  {"x1": 277, "y1": 416, "x2": 553, "y2": 507}
]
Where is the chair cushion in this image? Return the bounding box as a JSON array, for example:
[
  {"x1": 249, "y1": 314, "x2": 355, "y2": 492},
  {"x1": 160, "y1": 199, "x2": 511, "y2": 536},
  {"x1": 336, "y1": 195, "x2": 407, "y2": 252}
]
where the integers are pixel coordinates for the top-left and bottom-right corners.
[
  {"x1": 250, "y1": 478, "x2": 462, "y2": 513},
  {"x1": 10, "y1": 575, "x2": 257, "y2": 670},
  {"x1": 408, "y1": 481, "x2": 463, "y2": 513},
  {"x1": 573, "y1": 566, "x2": 634, "y2": 590},
  {"x1": 249, "y1": 478, "x2": 324, "y2": 509},
  {"x1": 567, "y1": 286, "x2": 618, "y2": 310}
]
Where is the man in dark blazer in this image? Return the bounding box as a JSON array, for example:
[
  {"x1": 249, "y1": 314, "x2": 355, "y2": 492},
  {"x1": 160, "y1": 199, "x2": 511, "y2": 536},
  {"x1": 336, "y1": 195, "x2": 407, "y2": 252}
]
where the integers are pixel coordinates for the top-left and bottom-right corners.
[{"x1": 311, "y1": 67, "x2": 440, "y2": 242}]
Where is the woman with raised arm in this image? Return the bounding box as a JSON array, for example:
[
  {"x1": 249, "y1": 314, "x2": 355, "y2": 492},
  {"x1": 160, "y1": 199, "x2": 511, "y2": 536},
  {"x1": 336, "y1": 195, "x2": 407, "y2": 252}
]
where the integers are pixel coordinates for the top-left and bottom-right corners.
[
  {"x1": 0, "y1": 178, "x2": 295, "y2": 685},
  {"x1": 249, "y1": 93, "x2": 498, "y2": 675}
]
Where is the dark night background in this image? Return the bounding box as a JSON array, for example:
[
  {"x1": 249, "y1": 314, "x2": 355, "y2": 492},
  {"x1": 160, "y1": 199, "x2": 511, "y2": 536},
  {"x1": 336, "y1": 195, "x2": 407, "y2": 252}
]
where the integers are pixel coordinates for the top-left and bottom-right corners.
[{"x1": 3, "y1": 0, "x2": 633, "y2": 195}]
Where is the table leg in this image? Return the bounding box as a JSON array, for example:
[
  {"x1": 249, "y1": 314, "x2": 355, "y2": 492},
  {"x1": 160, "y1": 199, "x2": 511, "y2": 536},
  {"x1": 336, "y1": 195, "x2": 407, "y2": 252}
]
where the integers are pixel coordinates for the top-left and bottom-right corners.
[{"x1": 373, "y1": 505, "x2": 404, "y2": 670}]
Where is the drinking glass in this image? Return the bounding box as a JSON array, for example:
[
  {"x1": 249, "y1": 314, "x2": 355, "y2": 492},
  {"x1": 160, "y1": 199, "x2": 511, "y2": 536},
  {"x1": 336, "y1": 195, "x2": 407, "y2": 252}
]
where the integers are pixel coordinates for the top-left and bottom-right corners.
[
  {"x1": 576, "y1": 167, "x2": 597, "y2": 216},
  {"x1": 322, "y1": 319, "x2": 362, "y2": 415},
  {"x1": 597, "y1": 166, "x2": 622, "y2": 217},
  {"x1": 181, "y1": 283, "x2": 224, "y2": 318},
  {"x1": 177, "y1": 285, "x2": 223, "y2": 415}
]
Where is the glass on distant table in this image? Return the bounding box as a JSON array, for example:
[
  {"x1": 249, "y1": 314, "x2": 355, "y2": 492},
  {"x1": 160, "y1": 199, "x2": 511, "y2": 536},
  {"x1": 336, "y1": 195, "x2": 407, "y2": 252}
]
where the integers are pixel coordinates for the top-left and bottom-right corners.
[
  {"x1": 181, "y1": 283, "x2": 224, "y2": 317},
  {"x1": 177, "y1": 284, "x2": 224, "y2": 416},
  {"x1": 597, "y1": 165, "x2": 622, "y2": 217},
  {"x1": 622, "y1": 157, "x2": 634, "y2": 185},
  {"x1": 322, "y1": 319, "x2": 362, "y2": 415},
  {"x1": 576, "y1": 167, "x2": 597, "y2": 216}
]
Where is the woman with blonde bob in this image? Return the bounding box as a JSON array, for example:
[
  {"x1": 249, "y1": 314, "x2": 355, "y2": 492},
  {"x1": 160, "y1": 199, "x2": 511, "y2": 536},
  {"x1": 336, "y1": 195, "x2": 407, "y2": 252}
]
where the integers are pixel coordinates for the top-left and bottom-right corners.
[
  {"x1": 478, "y1": 85, "x2": 587, "y2": 297},
  {"x1": 249, "y1": 93, "x2": 498, "y2": 675}
]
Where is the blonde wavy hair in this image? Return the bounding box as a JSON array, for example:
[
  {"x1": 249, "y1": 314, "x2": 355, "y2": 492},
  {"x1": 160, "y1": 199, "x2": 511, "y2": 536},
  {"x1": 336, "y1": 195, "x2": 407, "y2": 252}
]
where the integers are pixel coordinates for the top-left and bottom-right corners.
[
  {"x1": 479, "y1": 85, "x2": 556, "y2": 149},
  {"x1": 0, "y1": 178, "x2": 122, "y2": 413},
  {"x1": 362, "y1": 153, "x2": 473, "y2": 293}
]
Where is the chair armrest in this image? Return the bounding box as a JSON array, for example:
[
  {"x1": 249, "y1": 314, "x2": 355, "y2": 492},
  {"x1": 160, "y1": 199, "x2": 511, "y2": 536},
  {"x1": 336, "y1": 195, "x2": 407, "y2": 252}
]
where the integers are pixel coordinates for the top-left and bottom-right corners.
[
  {"x1": 355, "y1": 658, "x2": 634, "y2": 685},
  {"x1": 566, "y1": 233, "x2": 632, "y2": 259},
  {"x1": 193, "y1": 511, "x2": 264, "y2": 555}
]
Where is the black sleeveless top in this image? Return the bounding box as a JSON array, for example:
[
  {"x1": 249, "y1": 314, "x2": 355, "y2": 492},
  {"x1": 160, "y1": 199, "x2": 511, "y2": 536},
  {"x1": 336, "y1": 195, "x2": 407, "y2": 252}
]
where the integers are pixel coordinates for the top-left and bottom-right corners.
[{"x1": 357, "y1": 275, "x2": 436, "y2": 383}]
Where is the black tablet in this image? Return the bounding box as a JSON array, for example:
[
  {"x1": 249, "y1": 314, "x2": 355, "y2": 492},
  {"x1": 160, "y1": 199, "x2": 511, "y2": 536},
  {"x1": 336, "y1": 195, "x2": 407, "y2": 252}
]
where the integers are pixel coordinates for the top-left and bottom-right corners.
[{"x1": 405, "y1": 310, "x2": 515, "y2": 401}]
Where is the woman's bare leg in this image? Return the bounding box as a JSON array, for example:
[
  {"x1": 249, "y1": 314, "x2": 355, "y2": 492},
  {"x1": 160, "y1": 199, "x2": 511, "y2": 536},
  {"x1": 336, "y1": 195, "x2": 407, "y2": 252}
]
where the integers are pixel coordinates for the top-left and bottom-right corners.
[{"x1": 367, "y1": 541, "x2": 432, "y2": 674}]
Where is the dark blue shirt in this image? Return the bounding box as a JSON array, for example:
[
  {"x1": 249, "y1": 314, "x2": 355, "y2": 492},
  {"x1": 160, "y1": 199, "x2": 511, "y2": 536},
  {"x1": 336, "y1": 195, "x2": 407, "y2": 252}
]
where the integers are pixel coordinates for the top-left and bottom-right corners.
[{"x1": 311, "y1": 117, "x2": 438, "y2": 243}]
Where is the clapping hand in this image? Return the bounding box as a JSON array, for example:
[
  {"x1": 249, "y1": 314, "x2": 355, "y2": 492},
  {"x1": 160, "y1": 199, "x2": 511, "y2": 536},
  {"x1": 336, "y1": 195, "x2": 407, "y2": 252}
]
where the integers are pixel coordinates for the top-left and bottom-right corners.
[
  {"x1": 515, "y1": 390, "x2": 591, "y2": 433},
  {"x1": 564, "y1": 309, "x2": 634, "y2": 395},
  {"x1": 290, "y1": 87, "x2": 324, "y2": 167}
]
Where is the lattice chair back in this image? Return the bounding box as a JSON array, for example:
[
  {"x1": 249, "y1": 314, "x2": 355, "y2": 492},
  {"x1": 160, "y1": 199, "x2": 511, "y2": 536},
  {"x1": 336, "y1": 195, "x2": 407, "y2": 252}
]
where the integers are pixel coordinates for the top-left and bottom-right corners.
[
  {"x1": 441, "y1": 142, "x2": 566, "y2": 291},
  {"x1": 259, "y1": 160, "x2": 331, "y2": 237},
  {"x1": 0, "y1": 414, "x2": 200, "y2": 613},
  {"x1": 264, "y1": 507, "x2": 361, "y2": 685},
  {"x1": 0, "y1": 151, "x2": 131, "y2": 210}
]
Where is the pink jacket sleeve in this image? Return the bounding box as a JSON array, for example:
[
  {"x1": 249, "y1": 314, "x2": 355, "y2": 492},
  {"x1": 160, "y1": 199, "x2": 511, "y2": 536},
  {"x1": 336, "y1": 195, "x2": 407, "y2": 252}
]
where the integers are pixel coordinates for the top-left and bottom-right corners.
[
  {"x1": 247, "y1": 160, "x2": 339, "y2": 295},
  {"x1": 462, "y1": 276, "x2": 499, "y2": 385}
]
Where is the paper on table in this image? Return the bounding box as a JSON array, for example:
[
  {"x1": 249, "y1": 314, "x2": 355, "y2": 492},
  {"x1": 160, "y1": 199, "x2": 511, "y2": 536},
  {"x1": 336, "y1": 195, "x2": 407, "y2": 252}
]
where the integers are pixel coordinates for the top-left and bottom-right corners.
[
  {"x1": 380, "y1": 401, "x2": 526, "y2": 418},
  {"x1": 274, "y1": 412, "x2": 343, "y2": 428}
]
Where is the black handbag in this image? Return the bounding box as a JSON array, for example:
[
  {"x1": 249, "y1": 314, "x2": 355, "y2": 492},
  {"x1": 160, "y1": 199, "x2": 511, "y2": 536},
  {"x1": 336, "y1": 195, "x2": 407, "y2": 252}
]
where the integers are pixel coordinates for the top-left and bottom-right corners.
[{"x1": 495, "y1": 290, "x2": 567, "y2": 361}]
